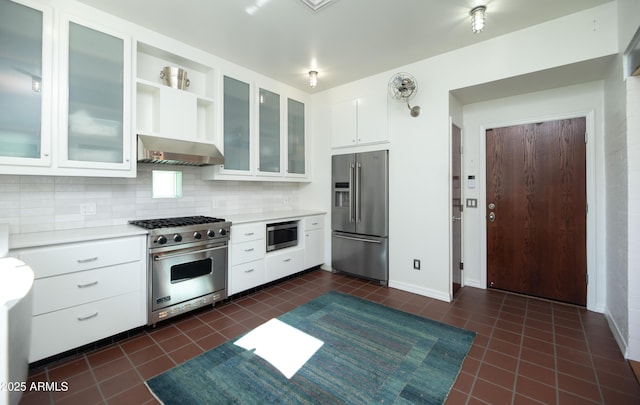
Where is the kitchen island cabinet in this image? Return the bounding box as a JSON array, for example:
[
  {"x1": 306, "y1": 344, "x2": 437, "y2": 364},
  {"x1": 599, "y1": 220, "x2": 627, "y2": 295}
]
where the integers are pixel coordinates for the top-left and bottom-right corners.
[{"x1": 10, "y1": 228, "x2": 147, "y2": 363}]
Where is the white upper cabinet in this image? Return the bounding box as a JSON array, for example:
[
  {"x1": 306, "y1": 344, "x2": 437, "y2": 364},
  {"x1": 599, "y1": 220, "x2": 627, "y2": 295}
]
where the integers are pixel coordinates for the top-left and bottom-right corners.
[
  {"x1": 331, "y1": 93, "x2": 388, "y2": 148},
  {"x1": 219, "y1": 74, "x2": 252, "y2": 175},
  {"x1": 135, "y1": 42, "x2": 215, "y2": 144},
  {"x1": 286, "y1": 97, "x2": 306, "y2": 177},
  {"x1": 0, "y1": 0, "x2": 135, "y2": 177},
  {"x1": 57, "y1": 15, "x2": 132, "y2": 172},
  {"x1": 0, "y1": 0, "x2": 53, "y2": 169},
  {"x1": 257, "y1": 86, "x2": 281, "y2": 176},
  {"x1": 204, "y1": 79, "x2": 309, "y2": 182}
]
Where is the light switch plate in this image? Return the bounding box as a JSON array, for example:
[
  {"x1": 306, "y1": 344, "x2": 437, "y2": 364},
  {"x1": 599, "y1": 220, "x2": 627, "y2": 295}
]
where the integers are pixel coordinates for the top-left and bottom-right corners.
[{"x1": 466, "y1": 199, "x2": 478, "y2": 208}]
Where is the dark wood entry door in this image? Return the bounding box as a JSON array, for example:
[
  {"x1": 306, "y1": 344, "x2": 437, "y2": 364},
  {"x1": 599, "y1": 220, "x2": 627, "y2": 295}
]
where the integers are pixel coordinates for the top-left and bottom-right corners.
[{"x1": 486, "y1": 118, "x2": 587, "y2": 306}]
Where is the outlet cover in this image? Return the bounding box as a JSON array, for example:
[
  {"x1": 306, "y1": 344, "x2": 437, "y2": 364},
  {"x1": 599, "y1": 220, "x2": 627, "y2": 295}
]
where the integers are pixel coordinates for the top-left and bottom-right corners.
[{"x1": 413, "y1": 259, "x2": 421, "y2": 270}]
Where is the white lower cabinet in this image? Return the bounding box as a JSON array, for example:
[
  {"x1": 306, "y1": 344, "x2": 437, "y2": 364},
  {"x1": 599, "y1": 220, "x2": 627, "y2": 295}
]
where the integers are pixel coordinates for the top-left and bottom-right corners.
[
  {"x1": 14, "y1": 235, "x2": 146, "y2": 362},
  {"x1": 30, "y1": 291, "x2": 141, "y2": 362},
  {"x1": 265, "y1": 248, "x2": 303, "y2": 283},
  {"x1": 228, "y1": 214, "x2": 324, "y2": 295},
  {"x1": 229, "y1": 260, "x2": 266, "y2": 296},
  {"x1": 303, "y1": 215, "x2": 325, "y2": 269},
  {"x1": 228, "y1": 223, "x2": 266, "y2": 295}
]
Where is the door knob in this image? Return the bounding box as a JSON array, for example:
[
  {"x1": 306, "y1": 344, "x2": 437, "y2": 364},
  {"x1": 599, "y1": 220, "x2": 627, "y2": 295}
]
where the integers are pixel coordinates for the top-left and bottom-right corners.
[
  {"x1": 452, "y1": 216, "x2": 462, "y2": 222},
  {"x1": 488, "y1": 202, "x2": 496, "y2": 210},
  {"x1": 488, "y1": 212, "x2": 496, "y2": 222}
]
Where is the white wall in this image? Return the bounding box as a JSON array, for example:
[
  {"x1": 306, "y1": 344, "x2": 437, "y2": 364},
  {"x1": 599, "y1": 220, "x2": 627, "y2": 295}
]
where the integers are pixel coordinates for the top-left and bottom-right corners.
[
  {"x1": 307, "y1": 3, "x2": 619, "y2": 302},
  {"x1": 625, "y1": 75, "x2": 640, "y2": 360}
]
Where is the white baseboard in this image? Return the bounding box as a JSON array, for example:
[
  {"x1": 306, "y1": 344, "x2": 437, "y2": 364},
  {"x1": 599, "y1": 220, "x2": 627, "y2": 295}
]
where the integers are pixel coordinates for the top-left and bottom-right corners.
[
  {"x1": 605, "y1": 310, "x2": 628, "y2": 358},
  {"x1": 388, "y1": 280, "x2": 451, "y2": 302}
]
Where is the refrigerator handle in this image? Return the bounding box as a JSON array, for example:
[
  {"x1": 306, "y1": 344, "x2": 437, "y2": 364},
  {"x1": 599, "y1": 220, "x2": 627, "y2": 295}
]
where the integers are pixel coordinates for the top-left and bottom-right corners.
[
  {"x1": 355, "y1": 162, "x2": 362, "y2": 223},
  {"x1": 349, "y1": 163, "x2": 355, "y2": 223}
]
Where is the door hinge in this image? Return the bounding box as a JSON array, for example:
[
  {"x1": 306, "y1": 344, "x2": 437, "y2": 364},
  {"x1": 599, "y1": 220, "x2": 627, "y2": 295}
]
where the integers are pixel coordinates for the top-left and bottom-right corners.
[{"x1": 459, "y1": 262, "x2": 464, "y2": 270}]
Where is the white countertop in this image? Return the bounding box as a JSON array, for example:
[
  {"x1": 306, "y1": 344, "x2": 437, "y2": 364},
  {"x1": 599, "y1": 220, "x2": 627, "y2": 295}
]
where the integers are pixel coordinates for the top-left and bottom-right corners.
[
  {"x1": 9, "y1": 225, "x2": 148, "y2": 250},
  {"x1": 8, "y1": 211, "x2": 326, "y2": 250},
  {"x1": 226, "y1": 210, "x2": 326, "y2": 225}
]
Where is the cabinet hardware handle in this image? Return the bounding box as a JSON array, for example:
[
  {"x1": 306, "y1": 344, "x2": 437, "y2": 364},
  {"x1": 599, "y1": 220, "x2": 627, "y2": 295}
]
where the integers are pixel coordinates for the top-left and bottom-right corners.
[
  {"x1": 77, "y1": 257, "x2": 98, "y2": 263},
  {"x1": 283, "y1": 258, "x2": 291, "y2": 262},
  {"x1": 245, "y1": 248, "x2": 254, "y2": 252},
  {"x1": 311, "y1": 222, "x2": 318, "y2": 226},
  {"x1": 77, "y1": 312, "x2": 98, "y2": 321},
  {"x1": 244, "y1": 232, "x2": 254, "y2": 236},
  {"x1": 244, "y1": 268, "x2": 255, "y2": 273},
  {"x1": 77, "y1": 281, "x2": 98, "y2": 288}
]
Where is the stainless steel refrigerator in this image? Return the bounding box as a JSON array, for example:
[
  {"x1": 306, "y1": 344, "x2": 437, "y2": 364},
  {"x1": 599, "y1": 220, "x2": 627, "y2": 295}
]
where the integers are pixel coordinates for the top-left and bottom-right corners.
[{"x1": 331, "y1": 150, "x2": 389, "y2": 284}]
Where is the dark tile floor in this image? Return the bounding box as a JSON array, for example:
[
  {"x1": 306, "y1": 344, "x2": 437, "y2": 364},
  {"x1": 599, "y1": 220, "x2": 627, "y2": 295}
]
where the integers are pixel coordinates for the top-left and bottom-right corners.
[{"x1": 20, "y1": 269, "x2": 640, "y2": 404}]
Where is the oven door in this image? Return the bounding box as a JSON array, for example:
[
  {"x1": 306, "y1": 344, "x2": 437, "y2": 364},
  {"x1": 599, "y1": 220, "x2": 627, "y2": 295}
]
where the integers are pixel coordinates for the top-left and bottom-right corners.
[{"x1": 150, "y1": 242, "x2": 227, "y2": 312}]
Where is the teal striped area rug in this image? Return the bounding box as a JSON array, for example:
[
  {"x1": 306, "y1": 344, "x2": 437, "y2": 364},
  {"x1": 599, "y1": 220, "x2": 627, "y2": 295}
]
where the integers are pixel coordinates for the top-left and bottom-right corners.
[{"x1": 146, "y1": 291, "x2": 475, "y2": 404}]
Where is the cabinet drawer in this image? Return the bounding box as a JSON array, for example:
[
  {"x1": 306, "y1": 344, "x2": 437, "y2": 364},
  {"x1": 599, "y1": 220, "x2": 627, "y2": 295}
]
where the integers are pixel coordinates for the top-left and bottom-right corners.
[
  {"x1": 231, "y1": 239, "x2": 265, "y2": 265},
  {"x1": 231, "y1": 223, "x2": 265, "y2": 244},
  {"x1": 29, "y1": 291, "x2": 144, "y2": 362},
  {"x1": 229, "y1": 260, "x2": 265, "y2": 296},
  {"x1": 304, "y1": 215, "x2": 324, "y2": 231},
  {"x1": 19, "y1": 236, "x2": 144, "y2": 279},
  {"x1": 265, "y1": 248, "x2": 303, "y2": 283},
  {"x1": 32, "y1": 261, "x2": 141, "y2": 316}
]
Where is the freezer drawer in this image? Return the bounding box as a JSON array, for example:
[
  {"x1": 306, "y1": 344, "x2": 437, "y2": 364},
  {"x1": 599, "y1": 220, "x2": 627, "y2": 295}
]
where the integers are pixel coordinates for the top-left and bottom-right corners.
[{"x1": 332, "y1": 231, "x2": 388, "y2": 283}]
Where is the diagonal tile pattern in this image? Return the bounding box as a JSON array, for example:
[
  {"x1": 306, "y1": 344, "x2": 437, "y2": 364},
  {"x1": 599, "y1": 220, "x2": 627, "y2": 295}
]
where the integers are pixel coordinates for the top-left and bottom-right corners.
[{"x1": 20, "y1": 269, "x2": 640, "y2": 404}]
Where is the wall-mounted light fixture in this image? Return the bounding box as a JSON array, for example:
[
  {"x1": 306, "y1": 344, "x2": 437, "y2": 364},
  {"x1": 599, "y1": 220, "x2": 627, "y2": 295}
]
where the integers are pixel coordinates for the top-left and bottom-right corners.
[
  {"x1": 470, "y1": 5, "x2": 487, "y2": 34},
  {"x1": 308, "y1": 70, "x2": 318, "y2": 88}
]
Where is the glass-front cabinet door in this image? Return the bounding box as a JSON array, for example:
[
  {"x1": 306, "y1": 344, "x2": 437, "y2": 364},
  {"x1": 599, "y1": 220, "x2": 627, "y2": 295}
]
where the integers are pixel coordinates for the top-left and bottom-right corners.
[
  {"x1": 58, "y1": 16, "x2": 131, "y2": 170},
  {"x1": 0, "y1": 0, "x2": 52, "y2": 167},
  {"x1": 287, "y1": 98, "x2": 305, "y2": 176},
  {"x1": 221, "y1": 75, "x2": 251, "y2": 173},
  {"x1": 257, "y1": 87, "x2": 281, "y2": 175}
]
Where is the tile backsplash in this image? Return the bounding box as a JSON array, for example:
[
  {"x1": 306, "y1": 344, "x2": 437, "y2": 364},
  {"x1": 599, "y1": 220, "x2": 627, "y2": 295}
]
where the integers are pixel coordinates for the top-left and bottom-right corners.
[{"x1": 0, "y1": 165, "x2": 299, "y2": 234}]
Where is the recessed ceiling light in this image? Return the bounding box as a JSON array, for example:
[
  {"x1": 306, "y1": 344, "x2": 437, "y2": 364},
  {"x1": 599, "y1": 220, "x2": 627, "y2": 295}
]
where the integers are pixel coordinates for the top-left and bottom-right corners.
[{"x1": 300, "y1": 0, "x2": 336, "y2": 11}]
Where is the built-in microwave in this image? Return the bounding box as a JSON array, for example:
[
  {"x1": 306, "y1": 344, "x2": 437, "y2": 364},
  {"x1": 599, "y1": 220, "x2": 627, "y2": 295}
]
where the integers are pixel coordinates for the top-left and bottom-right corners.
[{"x1": 266, "y1": 220, "x2": 298, "y2": 252}]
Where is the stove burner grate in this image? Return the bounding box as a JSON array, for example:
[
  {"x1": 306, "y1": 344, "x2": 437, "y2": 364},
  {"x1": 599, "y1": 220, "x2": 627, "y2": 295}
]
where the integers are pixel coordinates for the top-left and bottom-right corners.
[{"x1": 129, "y1": 215, "x2": 226, "y2": 230}]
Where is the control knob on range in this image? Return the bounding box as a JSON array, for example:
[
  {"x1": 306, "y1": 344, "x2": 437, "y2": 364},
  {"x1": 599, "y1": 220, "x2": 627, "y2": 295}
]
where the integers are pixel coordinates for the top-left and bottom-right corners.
[
  {"x1": 156, "y1": 235, "x2": 167, "y2": 245},
  {"x1": 193, "y1": 232, "x2": 202, "y2": 239},
  {"x1": 207, "y1": 229, "x2": 215, "y2": 238},
  {"x1": 173, "y1": 234, "x2": 182, "y2": 242},
  {"x1": 219, "y1": 228, "x2": 227, "y2": 236}
]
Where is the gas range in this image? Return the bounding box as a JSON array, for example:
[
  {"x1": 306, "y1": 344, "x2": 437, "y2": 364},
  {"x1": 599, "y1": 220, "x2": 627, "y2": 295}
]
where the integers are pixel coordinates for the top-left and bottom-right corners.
[
  {"x1": 128, "y1": 215, "x2": 232, "y2": 325},
  {"x1": 129, "y1": 215, "x2": 231, "y2": 248}
]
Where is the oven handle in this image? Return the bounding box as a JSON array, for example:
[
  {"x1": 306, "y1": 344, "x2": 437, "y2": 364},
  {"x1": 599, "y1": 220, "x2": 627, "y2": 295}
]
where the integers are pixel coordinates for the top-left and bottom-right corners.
[{"x1": 153, "y1": 244, "x2": 227, "y2": 261}]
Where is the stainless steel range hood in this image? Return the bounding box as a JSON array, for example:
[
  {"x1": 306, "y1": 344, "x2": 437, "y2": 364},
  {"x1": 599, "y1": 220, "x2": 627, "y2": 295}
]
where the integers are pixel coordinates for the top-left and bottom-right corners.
[{"x1": 137, "y1": 135, "x2": 224, "y2": 166}]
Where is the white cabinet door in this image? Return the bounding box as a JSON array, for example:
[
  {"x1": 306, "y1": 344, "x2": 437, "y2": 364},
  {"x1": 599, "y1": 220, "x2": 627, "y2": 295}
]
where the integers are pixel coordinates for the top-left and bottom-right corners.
[
  {"x1": 257, "y1": 86, "x2": 282, "y2": 176},
  {"x1": 286, "y1": 98, "x2": 306, "y2": 177},
  {"x1": 0, "y1": 0, "x2": 53, "y2": 170},
  {"x1": 220, "y1": 75, "x2": 253, "y2": 174},
  {"x1": 304, "y1": 228, "x2": 324, "y2": 269},
  {"x1": 331, "y1": 95, "x2": 388, "y2": 148},
  {"x1": 331, "y1": 99, "x2": 357, "y2": 148},
  {"x1": 265, "y1": 248, "x2": 303, "y2": 283},
  {"x1": 357, "y1": 94, "x2": 388, "y2": 145},
  {"x1": 57, "y1": 15, "x2": 132, "y2": 172}
]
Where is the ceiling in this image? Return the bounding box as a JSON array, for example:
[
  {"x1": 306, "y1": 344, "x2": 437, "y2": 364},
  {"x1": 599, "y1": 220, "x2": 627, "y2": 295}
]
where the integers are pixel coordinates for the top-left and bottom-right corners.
[{"x1": 76, "y1": 0, "x2": 614, "y2": 93}]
